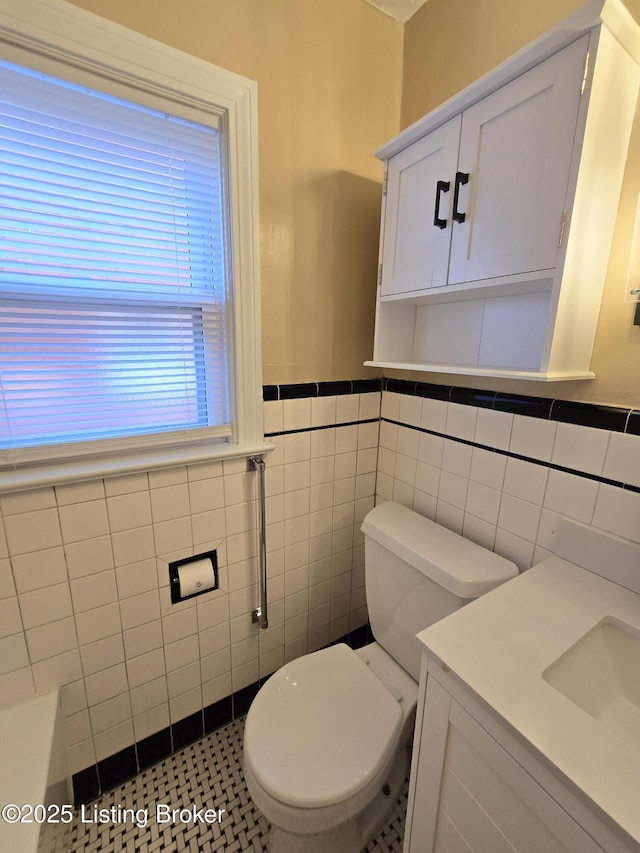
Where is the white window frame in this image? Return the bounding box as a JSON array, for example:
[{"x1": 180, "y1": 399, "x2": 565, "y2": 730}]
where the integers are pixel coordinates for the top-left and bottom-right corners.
[{"x1": 0, "y1": 0, "x2": 269, "y2": 492}]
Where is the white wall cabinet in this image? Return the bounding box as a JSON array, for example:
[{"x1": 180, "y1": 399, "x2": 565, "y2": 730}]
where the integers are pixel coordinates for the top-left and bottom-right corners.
[
  {"x1": 368, "y1": 1, "x2": 640, "y2": 380},
  {"x1": 404, "y1": 666, "x2": 632, "y2": 853},
  {"x1": 447, "y1": 36, "x2": 586, "y2": 288},
  {"x1": 382, "y1": 37, "x2": 587, "y2": 299},
  {"x1": 380, "y1": 115, "x2": 461, "y2": 296}
]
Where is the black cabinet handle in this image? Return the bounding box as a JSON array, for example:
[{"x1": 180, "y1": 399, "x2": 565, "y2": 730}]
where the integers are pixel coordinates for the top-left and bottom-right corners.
[
  {"x1": 433, "y1": 180, "x2": 450, "y2": 229},
  {"x1": 452, "y1": 171, "x2": 469, "y2": 223}
]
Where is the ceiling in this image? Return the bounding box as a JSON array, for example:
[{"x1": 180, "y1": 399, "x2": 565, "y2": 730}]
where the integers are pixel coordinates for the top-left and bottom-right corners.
[{"x1": 362, "y1": 0, "x2": 429, "y2": 23}]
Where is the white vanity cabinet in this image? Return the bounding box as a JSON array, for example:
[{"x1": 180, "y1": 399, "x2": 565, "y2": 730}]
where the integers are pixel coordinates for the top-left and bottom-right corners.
[
  {"x1": 368, "y1": 1, "x2": 640, "y2": 380},
  {"x1": 403, "y1": 534, "x2": 640, "y2": 853},
  {"x1": 404, "y1": 664, "x2": 632, "y2": 853}
]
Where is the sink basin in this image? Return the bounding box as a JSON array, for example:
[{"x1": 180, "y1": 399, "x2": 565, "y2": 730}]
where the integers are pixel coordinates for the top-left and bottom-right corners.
[{"x1": 543, "y1": 617, "x2": 640, "y2": 749}]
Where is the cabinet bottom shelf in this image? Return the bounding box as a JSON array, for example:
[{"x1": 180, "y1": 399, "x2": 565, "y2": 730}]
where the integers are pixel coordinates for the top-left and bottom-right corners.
[{"x1": 364, "y1": 360, "x2": 595, "y2": 382}]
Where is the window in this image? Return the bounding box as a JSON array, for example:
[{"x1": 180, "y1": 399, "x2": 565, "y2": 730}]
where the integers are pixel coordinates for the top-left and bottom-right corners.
[
  {"x1": 0, "y1": 0, "x2": 265, "y2": 490},
  {"x1": 1, "y1": 61, "x2": 229, "y2": 449}
]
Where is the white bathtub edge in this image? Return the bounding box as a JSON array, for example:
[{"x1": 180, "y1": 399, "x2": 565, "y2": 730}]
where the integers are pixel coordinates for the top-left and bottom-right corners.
[{"x1": 0, "y1": 691, "x2": 70, "y2": 853}]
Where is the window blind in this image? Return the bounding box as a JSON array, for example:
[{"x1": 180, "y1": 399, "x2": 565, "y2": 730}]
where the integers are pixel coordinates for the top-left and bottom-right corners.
[{"x1": 0, "y1": 59, "x2": 230, "y2": 464}]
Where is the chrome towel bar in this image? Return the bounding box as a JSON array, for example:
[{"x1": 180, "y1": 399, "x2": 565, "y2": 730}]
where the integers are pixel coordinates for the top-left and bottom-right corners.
[{"x1": 248, "y1": 455, "x2": 268, "y2": 629}]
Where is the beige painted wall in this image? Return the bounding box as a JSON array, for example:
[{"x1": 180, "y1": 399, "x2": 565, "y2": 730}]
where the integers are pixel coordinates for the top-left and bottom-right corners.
[
  {"x1": 66, "y1": 0, "x2": 403, "y2": 385},
  {"x1": 401, "y1": 0, "x2": 640, "y2": 407},
  {"x1": 60, "y1": 0, "x2": 640, "y2": 405}
]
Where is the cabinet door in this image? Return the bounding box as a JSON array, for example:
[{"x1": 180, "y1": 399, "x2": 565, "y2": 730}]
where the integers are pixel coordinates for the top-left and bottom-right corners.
[
  {"x1": 380, "y1": 115, "x2": 460, "y2": 297},
  {"x1": 406, "y1": 676, "x2": 608, "y2": 853},
  {"x1": 448, "y1": 35, "x2": 588, "y2": 286}
]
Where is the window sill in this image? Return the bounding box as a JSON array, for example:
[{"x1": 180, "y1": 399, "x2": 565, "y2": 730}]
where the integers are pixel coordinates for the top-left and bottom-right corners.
[{"x1": 0, "y1": 440, "x2": 275, "y2": 494}]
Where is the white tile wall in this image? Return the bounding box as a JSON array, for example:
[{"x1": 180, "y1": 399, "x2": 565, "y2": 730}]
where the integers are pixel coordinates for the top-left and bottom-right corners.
[
  {"x1": 377, "y1": 390, "x2": 640, "y2": 575},
  {"x1": 0, "y1": 391, "x2": 377, "y2": 777},
  {"x1": 4, "y1": 383, "x2": 634, "y2": 780}
]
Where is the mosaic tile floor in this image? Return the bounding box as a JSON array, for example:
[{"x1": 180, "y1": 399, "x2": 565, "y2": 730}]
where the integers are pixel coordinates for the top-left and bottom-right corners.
[{"x1": 69, "y1": 717, "x2": 407, "y2": 852}]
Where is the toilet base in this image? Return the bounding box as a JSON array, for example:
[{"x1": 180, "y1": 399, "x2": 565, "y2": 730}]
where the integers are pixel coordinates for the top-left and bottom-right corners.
[{"x1": 264, "y1": 745, "x2": 409, "y2": 853}]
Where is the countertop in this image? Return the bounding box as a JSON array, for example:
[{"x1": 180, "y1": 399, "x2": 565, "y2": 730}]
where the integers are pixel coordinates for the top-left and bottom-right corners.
[{"x1": 416, "y1": 556, "x2": 640, "y2": 847}]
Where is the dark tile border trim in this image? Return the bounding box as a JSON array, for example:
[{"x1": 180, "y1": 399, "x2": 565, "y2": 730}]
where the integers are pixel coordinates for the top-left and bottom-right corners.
[
  {"x1": 71, "y1": 625, "x2": 371, "y2": 806},
  {"x1": 263, "y1": 378, "x2": 382, "y2": 401},
  {"x1": 628, "y1": 411, "x2": 640, "y2": 436},
  {"x1": 494, "y1": 392, "x2": 553, "y2": 420},
  {"x1": 263, "y1": 379, "x2": 638, "y2": 436},
  {"x1": 261, "y1": 379, "x2": 638, "y2": 489},
  {"x1": 550, "y1": 399, "x2": 629, "y2": 432},
  {"x1": 263, "y1": 384, "x2": 278, "y2": 402},
  {"x1": 279, "y1": 382, "x2": 318, "y2": 400},
  {"x1": 381, "y1": 379, "x2": 636, "y2": 434},
  {"x1": 450, "y1": 387, "x2": 495, "y2": 409},
  {"x1": 415, "y1": 381, "x2": 450, "y2": 401}
]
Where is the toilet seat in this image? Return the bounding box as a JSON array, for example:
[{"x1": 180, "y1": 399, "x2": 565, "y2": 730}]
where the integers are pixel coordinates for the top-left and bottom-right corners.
[{"x1": 244, "y1": 643, "x2": 403, "y2": 809}]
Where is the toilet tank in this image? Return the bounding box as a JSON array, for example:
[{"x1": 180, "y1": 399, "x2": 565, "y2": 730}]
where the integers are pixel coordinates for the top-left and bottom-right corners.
[{"x1": 361, "y1": 502, "x2": 518, "y2": 680}]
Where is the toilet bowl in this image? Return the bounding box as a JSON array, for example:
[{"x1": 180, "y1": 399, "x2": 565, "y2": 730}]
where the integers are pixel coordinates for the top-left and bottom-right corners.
[
  {"x1": 243, "y1": 502, "x2": 518, "y2": 852},
  {"x1": 244, "y1": 641, "x2": 417, "y2": 852}
]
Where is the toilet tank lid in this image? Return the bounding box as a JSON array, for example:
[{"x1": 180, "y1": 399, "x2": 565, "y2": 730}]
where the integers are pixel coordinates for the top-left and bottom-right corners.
[{"x1": 361, "y1": 502, "x2": 518, "y2": 598}]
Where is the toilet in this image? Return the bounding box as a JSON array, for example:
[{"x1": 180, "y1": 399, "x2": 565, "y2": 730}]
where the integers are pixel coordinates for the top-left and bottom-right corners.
[{"x1": 243, "y1": 501, "x2": 518, "y2": 853}]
